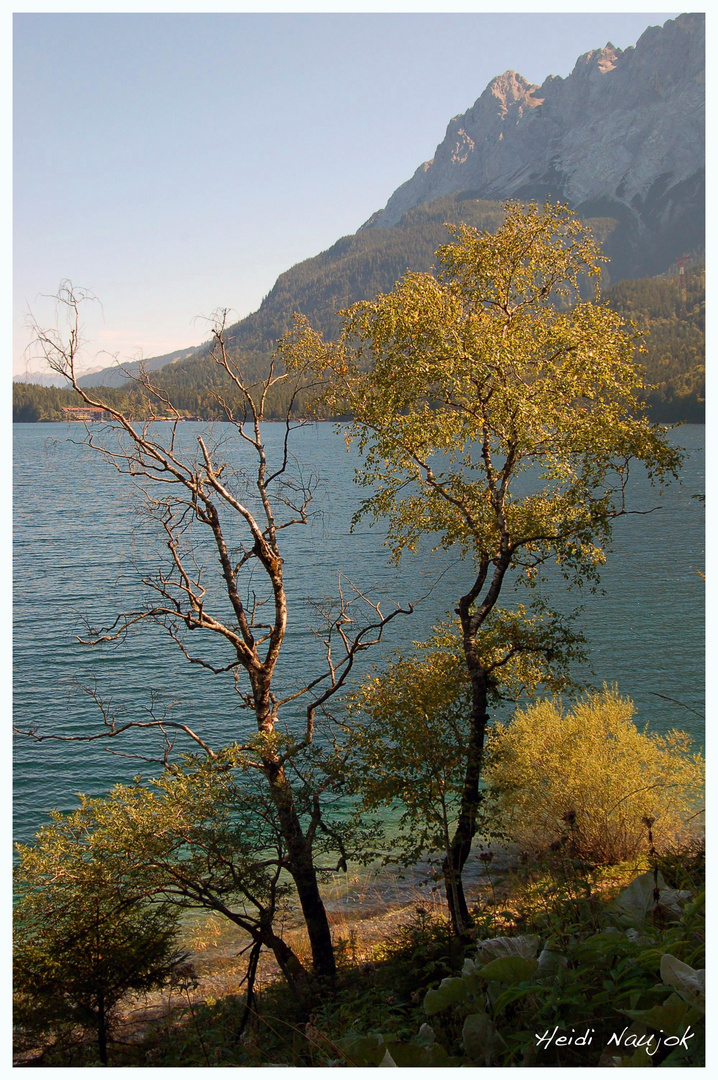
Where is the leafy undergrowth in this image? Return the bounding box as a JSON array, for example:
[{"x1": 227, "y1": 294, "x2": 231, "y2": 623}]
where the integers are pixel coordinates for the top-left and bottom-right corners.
[{"x1": 14, "y1": 844, "x2": 704, "y2": 1068}]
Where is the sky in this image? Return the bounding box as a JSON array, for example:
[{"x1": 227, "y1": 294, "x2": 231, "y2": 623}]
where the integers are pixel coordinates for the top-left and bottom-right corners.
[{"x1": 13, "y1": 7, "x2": 682, "y2": 377}]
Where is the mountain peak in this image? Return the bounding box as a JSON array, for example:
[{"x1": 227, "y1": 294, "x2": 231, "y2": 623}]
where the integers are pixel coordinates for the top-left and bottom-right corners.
[
  {"x1": 485, "y1": 70, "x2": 539, "y2": 102},
  {"x1": 571, "y1": 43, "x2": 622, "y2": 76},
  {"x1": 481, "y1": 71, "x2": 543, "y2": 118},
  {"x1": 369, "y1": 13, "x2": 704, "y2": 235}
]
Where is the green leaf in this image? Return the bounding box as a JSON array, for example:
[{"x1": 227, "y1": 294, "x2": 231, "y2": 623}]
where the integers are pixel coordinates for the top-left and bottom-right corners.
[
  {"x1": 492, "y1": 982, "x2": 542, "y2": 1016},
  {"x1": 388, "y1": 1043, "x2": 457, "y2": 1067},
  {"x1": 659, "y1": 955, "x2": 704, "y2": 1013},
  {"x1": 624, "y1": 992, "x2": 698, "y2": 1037},
  {"x1": 462, "y1": 1011, "x2": 507, "y2": 1065},
  {"x1": 335, "y1": 1033, "x2": 387, "y2": 1066},
  {"x1": 608, "y1": 871, "x2": 667, "y2": 927},
  {"x1": 537, "y1": 945, "x2": 566, "y2": 975},
  {"x1": 415, "y1": 1022, "x2": 435, "y2": 1047},
  {"x1": 658, "y1": 1031, "x2": 704, "y2": 1069},
  {"x1": 477, "y1": 955, "x2": 539, "y2": 985},
  {"x1": 423, "y1": 976, "x2": 470, "y2": 1016},
  {"x1": 473, "y1": 933, "x2": 541, "y2": 964},
  {"x1": 615, "y1": 1045, "x2": 654, "y2": 1067}
]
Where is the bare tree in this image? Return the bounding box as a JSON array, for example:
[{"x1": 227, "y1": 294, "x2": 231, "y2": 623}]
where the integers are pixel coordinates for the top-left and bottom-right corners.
[{"x1": 21, "y1": 282, "x2": 411, "y2": 990}]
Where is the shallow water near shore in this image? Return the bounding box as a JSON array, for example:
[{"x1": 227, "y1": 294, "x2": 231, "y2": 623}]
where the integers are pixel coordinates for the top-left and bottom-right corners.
[{"x1": 13, "y1": 421, "x2": 704, "y2": 843}]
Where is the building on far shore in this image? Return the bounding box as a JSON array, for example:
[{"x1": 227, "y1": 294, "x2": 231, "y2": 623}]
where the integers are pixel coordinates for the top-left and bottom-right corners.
[{"x1": 61, "y1": 406, "x2": 111, "y2": 422}]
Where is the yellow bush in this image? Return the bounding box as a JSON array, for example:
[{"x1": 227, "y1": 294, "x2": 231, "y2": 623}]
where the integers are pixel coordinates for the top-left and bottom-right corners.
[{"x1": 483, "y1": 689, "x2": 704, "y2": 864}]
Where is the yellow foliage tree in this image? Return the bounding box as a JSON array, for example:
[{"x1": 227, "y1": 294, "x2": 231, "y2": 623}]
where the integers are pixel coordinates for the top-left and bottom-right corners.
[
  {"x1": 279, "y1": 201, "x2": 683, "y2": 933},
  {"x1": 483, "y1": 689, "x2": 704, "y2": 864}
]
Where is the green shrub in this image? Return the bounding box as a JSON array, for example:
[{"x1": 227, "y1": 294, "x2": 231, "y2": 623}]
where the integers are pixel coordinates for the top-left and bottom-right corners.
[
  {"x1": 484, "y1": 689, "x2": 703, "y2": 864},
  {"x1": 14, "y1": 816, "x2": 186, "y2": 1065}
]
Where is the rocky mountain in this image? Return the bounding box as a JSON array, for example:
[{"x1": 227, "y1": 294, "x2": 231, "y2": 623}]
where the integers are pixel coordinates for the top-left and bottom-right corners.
[
  {"x1": 367, "y1": 13, "x2": 704, "y2": 281},
  {"x1": 76, "y1": 12, "x2": 703, "y2": 392}
]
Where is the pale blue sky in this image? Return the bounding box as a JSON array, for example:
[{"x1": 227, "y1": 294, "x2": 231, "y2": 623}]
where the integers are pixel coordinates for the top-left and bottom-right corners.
[{"x1": 14, "y1": 10, "x2": 680, "y2": 375}]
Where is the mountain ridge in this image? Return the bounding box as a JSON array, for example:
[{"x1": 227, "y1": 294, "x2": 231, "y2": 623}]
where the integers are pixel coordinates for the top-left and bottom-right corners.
[
  {"x1": 370, "y1": 12, "x2": 704, "y2": 257},
  {"x1": 74, "y1": 12, "x2": 703, "y2": 392}
]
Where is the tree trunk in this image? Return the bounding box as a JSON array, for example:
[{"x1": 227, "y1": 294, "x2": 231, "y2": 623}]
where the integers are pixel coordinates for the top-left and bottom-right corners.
[
  {"x1": 97, "y1": 990, "x2": 108, "y2": 1066},
  {"x1": 263, "y1": 759, "x2": 336, "y2": 988},
  {"x1": 286, "y1": 837, "x2": 336, "y2": 987},
  {"x1": 443, "y1": 618, "x2": 491, "y2": 936},
  {"x1": 259, "y1": 925, "x2": 315, "y2": 1004}
]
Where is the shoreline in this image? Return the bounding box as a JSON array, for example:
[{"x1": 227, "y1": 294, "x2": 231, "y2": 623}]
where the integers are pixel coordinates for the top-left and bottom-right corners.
[{"x1": 168, "y1": 847, "x2": 517, "y2": 1000}]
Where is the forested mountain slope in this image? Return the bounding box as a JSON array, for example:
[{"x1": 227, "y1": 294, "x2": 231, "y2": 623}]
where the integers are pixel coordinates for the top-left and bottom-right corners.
[
  {"x1": 609, "y1": 261, "x2": 704, "y2": 422},
  {"x1": 14, "y1": 257, "x2": 704, "y2": 424}
]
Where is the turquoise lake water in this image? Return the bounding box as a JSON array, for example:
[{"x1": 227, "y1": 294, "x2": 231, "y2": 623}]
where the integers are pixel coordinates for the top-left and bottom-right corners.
[{"x1": 13, "y1": 422, "x2": 704, "y2": 844}]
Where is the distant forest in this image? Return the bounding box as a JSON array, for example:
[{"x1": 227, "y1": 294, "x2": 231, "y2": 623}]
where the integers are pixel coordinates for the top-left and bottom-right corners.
[
  {"x1": 13, "y1": 195, "x2": 704, "y2": 424},
  {"x1": 603, "y1": 263, "x2": 704, "y2": 423}
]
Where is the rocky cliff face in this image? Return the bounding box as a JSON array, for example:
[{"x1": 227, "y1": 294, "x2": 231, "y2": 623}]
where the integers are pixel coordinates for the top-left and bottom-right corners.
[{"x1": 369, "y1": 13, "x2": 704, "y2": 279}]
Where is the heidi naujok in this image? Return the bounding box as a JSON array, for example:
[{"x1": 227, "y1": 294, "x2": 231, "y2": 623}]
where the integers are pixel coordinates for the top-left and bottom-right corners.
[{"x1": 534, "y1": 1025, "x2": 694, "y2": 1056}]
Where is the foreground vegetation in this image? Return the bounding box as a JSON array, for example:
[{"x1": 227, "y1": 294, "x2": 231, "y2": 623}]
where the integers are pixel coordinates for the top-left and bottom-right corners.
[{"x1": 15, "y1": 836, "x2": 704, "y2": 1067}]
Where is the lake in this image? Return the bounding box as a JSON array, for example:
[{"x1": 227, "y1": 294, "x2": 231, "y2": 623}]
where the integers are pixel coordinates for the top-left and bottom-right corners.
[{"x1": 13, "y1": 421, "x2": 704, "y2": 843}]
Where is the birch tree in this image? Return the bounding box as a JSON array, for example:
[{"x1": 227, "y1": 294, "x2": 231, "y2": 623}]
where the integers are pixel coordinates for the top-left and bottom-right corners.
[{"x1": 278, "y1": 201, "x2": 683, "y2": 935}]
